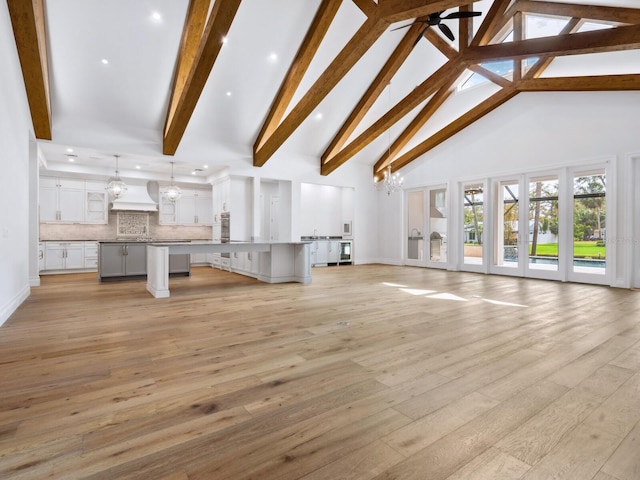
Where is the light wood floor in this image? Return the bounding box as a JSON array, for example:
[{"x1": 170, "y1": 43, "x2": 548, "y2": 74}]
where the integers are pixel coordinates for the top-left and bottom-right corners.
[{"x1": 1, "y1": 265, "x2": 640, "y2": 480}]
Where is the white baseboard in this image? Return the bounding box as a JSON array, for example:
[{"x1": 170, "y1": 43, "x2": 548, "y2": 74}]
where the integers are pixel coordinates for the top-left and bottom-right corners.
[
  {"x1": 29, "y1": 275, "x2": 41, "y2": 287},
  {"x1": 0, "y1": 284, "x2": 30, "y2": 327}
]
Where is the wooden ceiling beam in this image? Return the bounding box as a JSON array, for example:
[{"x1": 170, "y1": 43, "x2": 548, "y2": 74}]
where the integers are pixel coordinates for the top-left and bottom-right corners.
[
  {"x1": 254, "y1": 0, "x2": 341, "y2": 153},
  {"x1": 384, "y1": 87, "x2": 518, "y2": 174},
  {"x1": 513, "y1": 11, "x2": 523, "y2": 83},
  {"x1": 322, "y1": 59, "x2": 466, "y2": 175},
  {"x1": 463, "y1": 23, "x2": 640, "y2": 63},
  {"x1": 7, "y1": 0, "x2": 51, "y2": 139},
  {"x1": 458, "y1": 4, "x2": 474, "y2": 51},
  {"x1": 373, "y1": 77, "x2": 458, "y2": 174},
  {"x1": 470, "y1": 0, "x2": 513, "y2": 47},
  {"x1": 518, "y1": 74, "x2": 640, "y2": 92},
  {"x1": 517, "y1": 0, "x2": 640, "y2": 25},
  {"x1": 381, "y1": 0, "x2": 480, "y2": 24},
  {"x1": 164, "y1": 0, "x2": 211, "y2": 141},
  {"x1": 425, "y1": 28, "x2": 458, "y2": 59},
  {"x1": 321, "y1": 21, "x2": 428, "y2": 164},
  {"x1": 163, "y1": 0, "x2": 241, "y2": 156},
  {"x1": 467, "y1": 64, "x2": 513, "y2": 88},
  {"x1": 254, "y1": 16, "x2": 389, "y2": 167},
  {"x1": 522, "y1": 17, "x2": 582, "y2": 80},
  {"x1": 352, "y1": 0, "x2": 378, "y2": 17}
]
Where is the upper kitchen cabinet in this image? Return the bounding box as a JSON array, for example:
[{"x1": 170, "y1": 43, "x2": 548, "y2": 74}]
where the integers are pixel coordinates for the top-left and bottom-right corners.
[
  {"x1": 212, "y1": 177, "x2": 230, "y2": 224},
  {"x1": 85, "y1": 181, "x2": 108, "y2": 223},
  {"x1": 158, "y1": 187, "x2": 212, "y2": 226},
  {"x1": 40, "y1": 176, "x2": 106, "y2": 224}
]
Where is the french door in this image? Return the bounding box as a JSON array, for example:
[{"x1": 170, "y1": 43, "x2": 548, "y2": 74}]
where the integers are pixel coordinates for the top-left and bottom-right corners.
[
  {"x1": 406, "y1": 186, "x2": 448, "y2": 268},
  {"x1": 490, "y1": 177, "x2": 525, "y2": 276}
]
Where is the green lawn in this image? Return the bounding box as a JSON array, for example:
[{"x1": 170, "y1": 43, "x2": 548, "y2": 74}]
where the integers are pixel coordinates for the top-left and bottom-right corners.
[{"x1": 530, "y1": 241, "x2": 606, "y2": 259}]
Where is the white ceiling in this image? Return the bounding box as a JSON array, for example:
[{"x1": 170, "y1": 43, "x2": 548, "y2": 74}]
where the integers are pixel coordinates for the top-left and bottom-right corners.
[{"x1": 37, "y1": 0, "x2": 640, "y2": 183}]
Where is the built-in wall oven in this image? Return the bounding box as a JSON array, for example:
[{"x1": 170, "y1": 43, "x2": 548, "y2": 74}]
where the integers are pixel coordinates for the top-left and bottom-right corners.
[
  {"x1": 339, "y1": 240, "x2": 352, "y2": 264},
  {"x1": 221, "y1": 211, "x2": 230, "y2": 259}
]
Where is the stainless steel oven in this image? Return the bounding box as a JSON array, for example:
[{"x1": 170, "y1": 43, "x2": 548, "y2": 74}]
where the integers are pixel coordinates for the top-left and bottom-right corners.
[
  {"x1": 221, "y1": 211, "x2": 230, "y2": 259},
  {"x1": 339, "y1": 240, "x2": 352, "y2": 264}
]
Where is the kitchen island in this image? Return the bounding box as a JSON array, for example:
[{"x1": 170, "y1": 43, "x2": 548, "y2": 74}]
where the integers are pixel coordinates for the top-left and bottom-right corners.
[{"x1": 146, "y1": 241, "x2": 312, "y2": 298}]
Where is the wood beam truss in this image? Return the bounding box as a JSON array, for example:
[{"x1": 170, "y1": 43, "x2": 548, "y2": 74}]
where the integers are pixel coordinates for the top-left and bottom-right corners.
[
  {"x1": 7, "y1": 0, "x2": 51, "y2": 139},
  {"x1": 163, "y1": 0, "x2": 241, "y2": 156}
]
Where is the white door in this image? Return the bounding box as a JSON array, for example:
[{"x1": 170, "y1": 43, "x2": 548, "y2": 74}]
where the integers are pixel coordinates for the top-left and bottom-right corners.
[
  {"x1": 461, "y1": 182, "x2": 486, "y2": 273},
  {"x1": 406, "y1": 190, "x2": 425, "y2": 267},
  {"x1": 524, "y1": 173, "x2": 563, "y2": 281},
  {"x1": 426, "y1": 186, "x2": 448, "y2": 269},
  {"x1": 490, "y1": 178, "x2": 525, "y2": 276},
  {"x1": 567, "y1": 167, "x2": 608, "y2": 285}
]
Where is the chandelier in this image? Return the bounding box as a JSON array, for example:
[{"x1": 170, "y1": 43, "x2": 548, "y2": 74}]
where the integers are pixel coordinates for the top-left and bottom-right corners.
[
  {"x1": 377, "y1": 164, "x2": 404, "y2": 195},
  {"x1": 163, "y1": 162, "x2": 181, "y2": 203},
  {"x1": 105, "y1": 154, "x2": 127, "y2": 199}
]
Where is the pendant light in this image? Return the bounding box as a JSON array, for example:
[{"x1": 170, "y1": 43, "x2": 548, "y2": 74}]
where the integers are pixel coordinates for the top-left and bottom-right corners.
[
  {"x1": 163, "y1": 161, "x2": 181, "y2": 203},
  {"x1": 105, "y1": 154, "x2": 128, "y2": 199},
  {"x1": 375, "y1": 82, "x2": 403, "y2": 195}
]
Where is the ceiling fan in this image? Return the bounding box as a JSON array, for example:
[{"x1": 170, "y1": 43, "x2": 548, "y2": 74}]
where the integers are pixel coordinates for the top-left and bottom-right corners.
[{"x1": 392, "y1": 10, "x2": 482, "y2": 45}]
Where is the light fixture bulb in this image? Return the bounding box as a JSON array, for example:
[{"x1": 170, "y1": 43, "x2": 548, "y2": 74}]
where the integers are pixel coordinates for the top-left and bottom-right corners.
[
  {"x1": 163, "y1": 162, "x2": 182, "y2": 203},
  {"x1": 106, "y1": 154, "x2": 128, "y2": 199}
]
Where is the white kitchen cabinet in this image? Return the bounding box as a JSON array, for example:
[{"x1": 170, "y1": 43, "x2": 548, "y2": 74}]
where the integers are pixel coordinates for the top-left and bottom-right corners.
[
  {"x1": 212, "y1": 177, "x2": 230, "y2": 223},
  {"x1": 44, "y1": 242, "x2": 84, "y2": 271},
  {"x1": 84, "y1": 242, "x2": 99, "y2": 269},
  {"x1": 310, "y1": 240, "x2": 339, "y2": 266},
  {"x1": 158, "y1": 195, "x2": 178, "y2": 225},
  {"x1": 38, "y1": 242, "x2": 45, "y2": 271},
  {"x1": 84, "y1": 181, "x2": 108, "y2": 224},
  {"x1": 40, "y1": 177, "x2": 85, "y2": 223},
  {"x1": 191, "y1": 252, "x2": 209, "y2": 265},
  {"x1": 160, "y1": 188, "x2": 212, "y2": 226},
  {"x1": 327, "y1": 240, "x2": 340, "y2": 264}
]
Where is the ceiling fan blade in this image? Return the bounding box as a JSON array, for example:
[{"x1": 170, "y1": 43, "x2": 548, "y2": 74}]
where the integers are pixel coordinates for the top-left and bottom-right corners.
[
  {"x1": 413, "y1": 25, "x2": 430, "y2": 47},
  {"x1": 391, "y1": 20, "x2": 425, "y2": 32},
  {"x1": 439, "y1": 23, "x2": 455, "y2": 42},
  {"x1": 442, "y1": 11, "x2": 482, "y2": 19}
]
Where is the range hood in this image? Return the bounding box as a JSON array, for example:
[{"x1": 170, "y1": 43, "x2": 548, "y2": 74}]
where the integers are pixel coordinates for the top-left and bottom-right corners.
[{"x1": 110, "y1": 183, "x2": 158, "y2": 212}]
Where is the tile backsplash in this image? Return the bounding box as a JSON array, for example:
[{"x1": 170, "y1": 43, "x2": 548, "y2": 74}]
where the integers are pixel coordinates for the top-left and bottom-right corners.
[{"x1": 40, "y1": 211, "x2": 212, "y2": 241}]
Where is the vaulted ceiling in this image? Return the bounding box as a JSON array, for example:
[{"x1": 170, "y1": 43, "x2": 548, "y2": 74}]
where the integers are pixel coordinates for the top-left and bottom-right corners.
[{"x1": 7, "y1": 0, "x2": 640, "y2": 181}]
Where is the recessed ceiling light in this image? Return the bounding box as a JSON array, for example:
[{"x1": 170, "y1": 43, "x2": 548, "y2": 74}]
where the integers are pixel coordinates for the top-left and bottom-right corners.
[
  {"x1": 151, "y1": 11, "x2": 162, "y2": 22},
  {"x1": 226, "y1": 91, "x2": 232, "y2": 96},
  {"x1": 135, "y1": 165, "x2": 141, "y2": 169},
  {"x1": 222, "y1": 36, "x2": 228, "y2": 44},
  {"x1": 268, "y1": 52, "x2": 278, "y2": 62},
  {"x1": 68, "y1": 158, "x2": 74, "y2": 162},
  {"x1": 66, "y1": 148, "x2": 73, "y2": 153},
  {"x1": 101, "y1": 58, "x2": 109, "y2": 65},
  {"x1": 315, "y1": 113, "x2": 323, "y2": 120},
  {"x1": 203, "y1": 165, "x2": 208, "y2": 169}
]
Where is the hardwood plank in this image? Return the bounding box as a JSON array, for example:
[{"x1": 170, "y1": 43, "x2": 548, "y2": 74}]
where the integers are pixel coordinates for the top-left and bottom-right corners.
[
  {"x1": 1, "y1": 267, "x2": 639, "y2": 479},
  {"x1": 601, "y1": 419, "x2": 640, "y2": 480},
  {"x1": 374, "y1": 381, "x2": 568, "y2": 480},
  {"x1": 497, "y1": 364, "x2": 633, "y2": 466},
  {"x1": 518, "y1": 424, "x2": 622, "y2": 480},
  {"x1": 299, "y1": 440, "x2": 404, "y2": 480},
  {"x1": 445, "y1": 447, "x2": 531, "y2": 480}
]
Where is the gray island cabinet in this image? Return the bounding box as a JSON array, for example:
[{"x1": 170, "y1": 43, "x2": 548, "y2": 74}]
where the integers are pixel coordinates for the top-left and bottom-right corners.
[{"x1": 99, "y1": 242, "x2": 190, "y2": 281}]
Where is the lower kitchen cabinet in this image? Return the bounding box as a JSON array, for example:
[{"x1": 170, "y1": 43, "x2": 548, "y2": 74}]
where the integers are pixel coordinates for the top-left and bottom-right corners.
[
  {"x1": 44, "y1": 242, "x2": 84, "y2": 270},
  {"x1": 99, "y1": 243, "x2": 147, "y2": 279},
  {"x1": 169, "y1": 254, "x2": 190, "y2": 275}
]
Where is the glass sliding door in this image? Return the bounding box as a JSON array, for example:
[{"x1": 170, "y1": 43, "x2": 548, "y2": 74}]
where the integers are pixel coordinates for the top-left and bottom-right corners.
[
  {"x1": 462, "y1": 183, "x2": 484, "y2": 268},
  {"x1": 570, "y1": 168, "x2": 607, "y2": 283},
  {"x1": 526, "y1": 175, "x2": 560, "y2": 278},
  {"x1": 427, "y1": 187, "x2": 448, "y2": 267},
  {"x1": 492, "y1": 179, "x2": 523, "y2": 275},
  {"x1": 406, "y1": 190, "x2": 425, "y2": 266}
]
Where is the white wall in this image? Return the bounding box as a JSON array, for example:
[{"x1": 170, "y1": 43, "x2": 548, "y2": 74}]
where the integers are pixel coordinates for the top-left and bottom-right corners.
[
  {"x1": 0, "y1": 3, "x2": 32, "y2": 325},
  {"x1": 378, "y1": 91, "x2": 640, "y2": 285}
]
